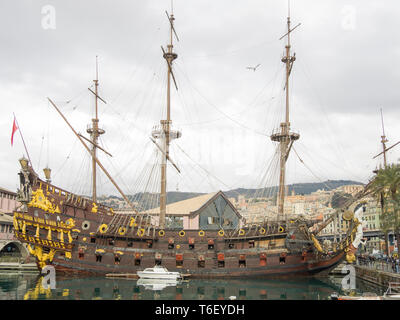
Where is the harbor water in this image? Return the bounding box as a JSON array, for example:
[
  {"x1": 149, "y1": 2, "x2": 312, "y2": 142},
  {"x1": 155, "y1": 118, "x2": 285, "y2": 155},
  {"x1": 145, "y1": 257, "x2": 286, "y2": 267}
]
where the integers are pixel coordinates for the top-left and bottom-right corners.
[{"x1": 0, "y1": 272, "x2": 386, "y2": 300}]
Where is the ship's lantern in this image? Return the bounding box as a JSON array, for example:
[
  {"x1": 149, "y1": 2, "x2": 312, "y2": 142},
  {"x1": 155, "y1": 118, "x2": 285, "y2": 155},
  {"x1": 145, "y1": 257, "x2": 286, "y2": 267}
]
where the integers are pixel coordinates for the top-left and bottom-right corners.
[
  {"x1": 43, "y1": 167, "x2": 52, "y2": 183},
  {"x1": 217, "y1": 253, "x2": 224, "y2": 261},
  {"x1": 208, "y1": 239, "x2": 214, "y2": 250},
  {"x1": 19, "y1": 157, "x2": 29, "y2": 170},
  {"x1": 155, "y1": 253, "x2": 162, "y2": 259}
]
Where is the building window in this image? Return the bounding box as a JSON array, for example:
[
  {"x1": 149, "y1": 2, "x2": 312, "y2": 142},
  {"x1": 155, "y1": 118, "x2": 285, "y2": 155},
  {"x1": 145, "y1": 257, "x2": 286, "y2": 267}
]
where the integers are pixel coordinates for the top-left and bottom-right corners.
[
  {"x1": 155, "y1": 259, "x2": 162, "y2": 266},
  {"x1": 208, "y1": 240, "x2": 214, "y2": 250},
  {"x1": 108, "y1": 239, "x2": 114, "y2": 246},
  {"x1": 279, "y1": 256, "x2": 286, "y2": 264},
  {"x1": 96, "y1": 254, "x2": 102, "y2": 262},
  {"x1": 127, "y1": 241, "x2": 133, "y2": 247},
  {"x1": 249, "y1": 240, "x2": 255, "y2": 248},
  {"x1": 228, "y1": 243, "x2": 235, "y2": 249},
  {"x1": 134, "y1": 259, "x2": 141, "y2": 266},
  {"x1": 114, "y1": 255, "x2": 121, "y2": 265}
]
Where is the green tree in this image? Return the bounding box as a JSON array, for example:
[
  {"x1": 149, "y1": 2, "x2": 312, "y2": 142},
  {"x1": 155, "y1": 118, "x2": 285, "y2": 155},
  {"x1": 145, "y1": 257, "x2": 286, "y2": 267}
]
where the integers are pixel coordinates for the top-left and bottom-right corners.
[{"x1": 367, "y1": 163, "x2": 400, "y2": 255}]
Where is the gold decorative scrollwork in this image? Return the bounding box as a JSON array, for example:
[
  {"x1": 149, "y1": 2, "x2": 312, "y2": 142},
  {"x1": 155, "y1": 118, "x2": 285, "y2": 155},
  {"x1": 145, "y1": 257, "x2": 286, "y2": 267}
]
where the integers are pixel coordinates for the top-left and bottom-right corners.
[{"x1": 28, "y1": 188, "x2": 61, "y2": 214}]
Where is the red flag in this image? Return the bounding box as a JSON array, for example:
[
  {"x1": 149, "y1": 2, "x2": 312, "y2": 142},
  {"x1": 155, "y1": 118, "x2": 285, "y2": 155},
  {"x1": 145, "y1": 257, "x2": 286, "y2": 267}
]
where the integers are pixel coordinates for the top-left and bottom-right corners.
[{"x1": 11, "y1": 117, "x2": 18, "y2": 146}]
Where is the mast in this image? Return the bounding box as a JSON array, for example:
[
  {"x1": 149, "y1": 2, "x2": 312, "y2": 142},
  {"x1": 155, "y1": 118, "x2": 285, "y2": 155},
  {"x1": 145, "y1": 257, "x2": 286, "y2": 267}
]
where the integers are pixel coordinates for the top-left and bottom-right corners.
[
  {"x1": 373, "y1": 108, "x2": 400, "y2": 170},
  {"x1": 380, "y1": 108, "x2": 388, "y2": 168},
  {"x1": 270, "y1": 7, "x2": 300, "y2": 216},
  {"x1": 48, "y1": 98, "x2": 137, "y2": 213},
  {"x1": 153, "y1": 7, "x2": 180, "y2": 229},
  {"x1": 87, "y1": 56, "x2": 105, "y2": 203}
]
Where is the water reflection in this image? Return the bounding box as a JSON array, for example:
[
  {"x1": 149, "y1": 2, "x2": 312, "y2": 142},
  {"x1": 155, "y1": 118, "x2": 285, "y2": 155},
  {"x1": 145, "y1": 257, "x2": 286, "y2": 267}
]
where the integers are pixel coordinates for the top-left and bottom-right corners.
[
  {"x1": 137, "y1": 278, "x2": 180, "y2": 291},
  {"x1": 0, "y1": 272, "x2": 386, "y2": 300}
]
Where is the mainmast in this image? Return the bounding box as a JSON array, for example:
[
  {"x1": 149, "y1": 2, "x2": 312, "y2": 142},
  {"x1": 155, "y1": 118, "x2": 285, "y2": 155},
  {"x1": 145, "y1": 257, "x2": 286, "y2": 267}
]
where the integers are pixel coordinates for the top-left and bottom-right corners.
[
  {"x1": 87, "y1": 57, "x2": 105, "y2": 203},
  {"x1": 270, "y1": 9, "x2": 300, "y2": 216},
  {"x1": 152, "y1": 8, "x2": 181, "y2": 229}
]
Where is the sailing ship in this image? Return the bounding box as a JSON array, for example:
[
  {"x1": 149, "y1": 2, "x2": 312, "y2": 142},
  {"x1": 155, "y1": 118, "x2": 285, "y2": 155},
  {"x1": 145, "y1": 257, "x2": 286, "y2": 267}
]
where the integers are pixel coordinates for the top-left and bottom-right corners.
[{"x1": 13, "y1": 8, "x2": 367, "y2": 277}]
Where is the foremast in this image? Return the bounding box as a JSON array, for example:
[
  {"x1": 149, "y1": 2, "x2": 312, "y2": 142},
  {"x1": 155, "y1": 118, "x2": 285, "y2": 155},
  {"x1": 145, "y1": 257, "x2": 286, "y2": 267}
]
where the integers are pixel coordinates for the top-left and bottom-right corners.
[{"x1": 270, "y1": 13, "x2": 300, "y2": 216}]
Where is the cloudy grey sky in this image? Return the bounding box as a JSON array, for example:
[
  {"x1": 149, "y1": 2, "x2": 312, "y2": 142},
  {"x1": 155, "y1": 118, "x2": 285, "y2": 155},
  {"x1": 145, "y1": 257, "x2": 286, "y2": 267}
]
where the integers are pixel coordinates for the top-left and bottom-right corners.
[{"x1": 1, "y1": 0, "x2": 400, "y2": 197}]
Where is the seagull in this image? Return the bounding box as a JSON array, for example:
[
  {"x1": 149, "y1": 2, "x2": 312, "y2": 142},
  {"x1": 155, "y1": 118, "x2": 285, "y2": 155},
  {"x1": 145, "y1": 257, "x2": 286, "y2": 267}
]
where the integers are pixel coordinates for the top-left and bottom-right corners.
[{"x1": 246, "y1": 64, "x2": 261, "y2": 72}]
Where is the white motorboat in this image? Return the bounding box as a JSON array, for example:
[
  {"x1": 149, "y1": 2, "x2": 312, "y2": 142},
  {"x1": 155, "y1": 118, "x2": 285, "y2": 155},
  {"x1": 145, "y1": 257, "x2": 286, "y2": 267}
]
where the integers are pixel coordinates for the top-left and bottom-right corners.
[{"x1": 137, "y1": 265, "x2": 181, "y2": 280}]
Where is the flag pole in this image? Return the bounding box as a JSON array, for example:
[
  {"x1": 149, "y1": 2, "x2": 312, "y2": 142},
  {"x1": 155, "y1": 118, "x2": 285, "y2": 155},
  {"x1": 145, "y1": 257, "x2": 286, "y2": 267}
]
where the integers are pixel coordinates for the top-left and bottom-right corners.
[{"x1": 13, "y1": 113, "x2": 34, "y2": 171}]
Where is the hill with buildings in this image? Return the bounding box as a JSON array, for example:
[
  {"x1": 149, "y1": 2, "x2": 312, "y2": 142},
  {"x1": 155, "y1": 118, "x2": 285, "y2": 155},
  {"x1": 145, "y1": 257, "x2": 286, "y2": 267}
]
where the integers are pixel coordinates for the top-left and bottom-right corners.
[
  {"x1": 223, "y1": 180, "x2": 362, "y2": 201},
  {"x1": 98, "y1": 180, "x2": 362, "y2": 210}
]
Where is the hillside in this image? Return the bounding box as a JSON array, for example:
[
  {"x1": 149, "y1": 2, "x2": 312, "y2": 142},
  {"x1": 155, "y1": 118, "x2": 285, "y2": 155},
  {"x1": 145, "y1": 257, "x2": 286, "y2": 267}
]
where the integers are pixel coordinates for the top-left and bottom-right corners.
[
  {"x1": 223, "y1": 180, "x2": 363, "y2": 201},
  {"x1": 99, "y1": 180, "x2": 363, "y2": 210}
]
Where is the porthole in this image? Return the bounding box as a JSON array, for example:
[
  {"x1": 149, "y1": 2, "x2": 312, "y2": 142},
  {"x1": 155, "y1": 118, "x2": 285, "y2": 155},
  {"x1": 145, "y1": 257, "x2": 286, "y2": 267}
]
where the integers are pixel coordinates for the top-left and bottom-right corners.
[{"x1": 82, "y1": 221, "x2": 90, "y2": 230}]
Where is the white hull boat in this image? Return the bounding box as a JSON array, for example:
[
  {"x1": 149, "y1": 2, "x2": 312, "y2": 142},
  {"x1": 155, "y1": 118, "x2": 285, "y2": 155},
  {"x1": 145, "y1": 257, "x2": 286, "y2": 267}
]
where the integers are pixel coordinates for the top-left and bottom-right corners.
[{"x1": 137, "y1": 266, "x2": 181, "y2": 280}]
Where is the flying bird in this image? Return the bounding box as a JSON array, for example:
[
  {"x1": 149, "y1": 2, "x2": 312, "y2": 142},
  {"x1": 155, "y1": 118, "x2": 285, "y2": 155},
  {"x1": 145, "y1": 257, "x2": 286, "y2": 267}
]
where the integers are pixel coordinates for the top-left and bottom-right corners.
[{"x1": 246, "y1": 64, "x2": 261, "y2": 71}]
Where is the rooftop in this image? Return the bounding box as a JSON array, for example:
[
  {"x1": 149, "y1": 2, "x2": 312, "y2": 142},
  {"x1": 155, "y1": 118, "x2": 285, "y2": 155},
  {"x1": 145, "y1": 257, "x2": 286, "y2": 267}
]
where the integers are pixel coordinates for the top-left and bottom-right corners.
[
  {"x1": 0, "y1": 212, "x2": 13, "y2": 224},
  {"x1": 143, "y1": 192, "x2": 218, "y2": 216}
]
